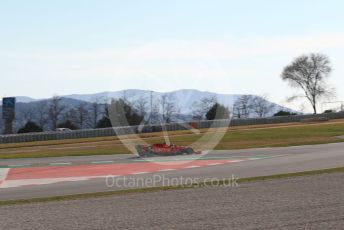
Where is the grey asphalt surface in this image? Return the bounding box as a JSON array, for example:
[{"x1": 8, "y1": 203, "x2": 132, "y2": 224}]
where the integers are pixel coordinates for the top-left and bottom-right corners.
[
  {"x1": 1, "y1": 142, "x2": 344, "y2": 200},
  {"x1": 1, "y1": 172, "x2": 343, "y2": 230}
]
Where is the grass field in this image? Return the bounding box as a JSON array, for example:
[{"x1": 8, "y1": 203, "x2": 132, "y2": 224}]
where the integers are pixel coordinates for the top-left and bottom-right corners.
[{"x1": 0, "y1": 120, "x2": 344, "y2": 159}]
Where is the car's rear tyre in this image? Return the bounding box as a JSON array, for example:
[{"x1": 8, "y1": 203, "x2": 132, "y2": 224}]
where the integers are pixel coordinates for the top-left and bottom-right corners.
[{"x1": 185, "y1": 148, "x2": 195, "y2": 155}]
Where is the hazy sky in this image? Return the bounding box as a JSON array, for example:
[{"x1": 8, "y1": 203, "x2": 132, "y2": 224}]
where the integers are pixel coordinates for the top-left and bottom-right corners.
[{"x1": 1, "y1": 0, "x2": 344, "y2": 111}]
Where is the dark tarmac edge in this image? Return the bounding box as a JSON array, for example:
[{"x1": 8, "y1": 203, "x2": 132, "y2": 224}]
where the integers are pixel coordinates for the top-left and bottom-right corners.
[{"x1": 1, "y1": 166, "x2": 343, "y2": 207}]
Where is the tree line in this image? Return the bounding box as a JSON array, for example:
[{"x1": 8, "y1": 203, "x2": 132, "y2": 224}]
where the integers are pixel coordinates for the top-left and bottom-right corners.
[
  {"x1": 14, "y1": 94, "x2": 288, "y2": 134},
  {"x1": 14, "y1": 95, "x2": 182, "y2": 134}
]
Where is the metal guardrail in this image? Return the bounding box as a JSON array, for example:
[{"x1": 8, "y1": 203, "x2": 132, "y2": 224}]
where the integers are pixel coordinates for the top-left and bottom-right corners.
[{"x1": 1, "y1": 112, "x2": 344, "y2": 144}]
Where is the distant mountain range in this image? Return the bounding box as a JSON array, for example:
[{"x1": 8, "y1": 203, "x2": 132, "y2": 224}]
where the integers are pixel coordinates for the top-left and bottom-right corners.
[
  {"x1": 4, "y1": 89, "x2": 293, "y2": 115},
  {"x1": 0, "y1": 89, "x2": 296, "y2": 132}
]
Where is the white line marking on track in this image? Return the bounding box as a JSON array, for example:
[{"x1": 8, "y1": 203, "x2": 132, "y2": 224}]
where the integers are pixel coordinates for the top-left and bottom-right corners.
[
  {"x1": 158, "y1": 169, "x2": 176, "y2": 172},
  {"x1": 207, "y1": 163, "x2": 222, "y2": 166},
  {"x1": 49, "y1": 162, "x2": 72, "y2": 166},
  {"x1": 184, "y1": 166, "x2": 201, "y2": 169},
  {"x1": 0, "y1": 168, "x2": 10, "y2": 188},
  {"x1": 131, "y1": 172, "x2": 149, "y2": 175},
  {"x1": 0, "y1": 176, "x2": 111, "y2": 189},
  {"x1": 229, "y1": 160, "x2": 244, "y2": 163},
  {"x1": 91, "y1": 161, "x2": 114, "y2": 164},
  {"x1": 6, "y1": 164, "x2": 29, "y2": 167},
  {"x1": 0, "y1": 169, "x2": 10, "y2": 180}
]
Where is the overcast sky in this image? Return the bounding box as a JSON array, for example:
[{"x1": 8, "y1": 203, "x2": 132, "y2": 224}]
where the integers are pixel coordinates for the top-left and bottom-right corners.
[{"x1": 1, "y1": 0, "x2": 344, "y2": 112}]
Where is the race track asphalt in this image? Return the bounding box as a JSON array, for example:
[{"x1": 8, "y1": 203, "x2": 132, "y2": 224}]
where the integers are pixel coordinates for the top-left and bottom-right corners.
[
  {"x1": 0, "y1": 142, "x2": 344, "y2": 201},
  {"x1": 1, "y1": 172, "x2": 343, "y2": 230}
]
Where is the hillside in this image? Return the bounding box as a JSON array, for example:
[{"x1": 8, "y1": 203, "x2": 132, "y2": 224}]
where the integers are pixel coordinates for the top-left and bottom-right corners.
[
  {"x1": 0, "y1": 89, "x2": 295, "y2": 132},
  {"x1": 64, "y1": 89, "x2": 291, "y2": 115}
]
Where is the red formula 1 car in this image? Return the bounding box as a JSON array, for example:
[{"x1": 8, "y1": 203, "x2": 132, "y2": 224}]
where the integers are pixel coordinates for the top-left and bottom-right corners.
[{"x1": 135, "y1": 143, "x2": 201, "y2": 158}]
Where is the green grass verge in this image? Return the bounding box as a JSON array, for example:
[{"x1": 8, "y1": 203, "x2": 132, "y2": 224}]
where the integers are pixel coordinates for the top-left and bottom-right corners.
[{"x1": 1, "y1": 167, "x2": 343, "y2": 207}]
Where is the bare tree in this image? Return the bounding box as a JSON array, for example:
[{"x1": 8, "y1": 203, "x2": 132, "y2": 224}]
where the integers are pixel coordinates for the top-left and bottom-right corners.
[
  {"x1": 91, "y1": 102, "x2": 101, "y2": 129},
  {"x1": 108, "y1": 99, "x2": 143, "y2": 127},
  {"x1": 48, "y1": 96, "x2": 66, "y2": 130},
  {"x1": 250, "y1": 96, "x2": 275, "y2": 118},
  {"x1": 18, "y1": 106, "x2": 35, "y2": 127},
  {"x1": 71, "y1": 103, "x2": 91, "y2": 129},
  {"x1": 281, "y1": 53, "x2": 333, "y2": 114},
  {"x1": 192, "y1": 96, "x2": 217, "y2": 120},
  {"x1": 160, "y1": 95, "x2": 178, "y2": 123},
  {"x1": 133, "y1": 96, "x2": 148, "y2": 120},
  {"x1": 150, "y1": 100, "x2": 160, "y2": 124},
  {"x1": 90, "y1": 97, "x2": 106, "y2": 128},
  {"x1": 35, "y1": 101, "x2": 49, "y2": 130},
  {"x1": 205, "y1": 103, "x2": 230, "y2": 120},
  {"x1": 233, "y1": 95, "x2": 253, "y2": 119}
]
